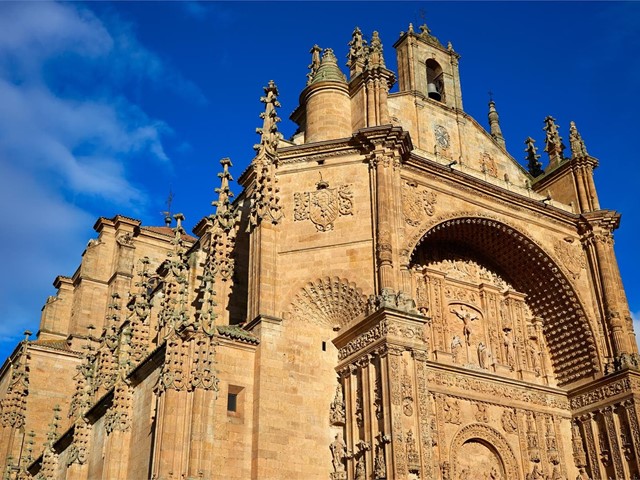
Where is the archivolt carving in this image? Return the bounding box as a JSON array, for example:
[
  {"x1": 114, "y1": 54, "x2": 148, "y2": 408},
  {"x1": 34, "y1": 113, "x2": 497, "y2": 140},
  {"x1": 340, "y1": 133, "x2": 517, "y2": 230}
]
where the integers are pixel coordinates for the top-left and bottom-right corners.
[
  {"x1": 288, "y1": 277, "x2": 368, "y2": 330},
  {"x1": 450, "y1": 424, "x2": 519, "y2": 479}
]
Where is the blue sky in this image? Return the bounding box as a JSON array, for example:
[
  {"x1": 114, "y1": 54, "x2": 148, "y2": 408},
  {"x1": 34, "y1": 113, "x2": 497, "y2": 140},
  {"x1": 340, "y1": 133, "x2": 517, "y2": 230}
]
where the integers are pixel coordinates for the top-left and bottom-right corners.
[{"x1": 0, "y1": 1, "x2": 638, "y2": 361}]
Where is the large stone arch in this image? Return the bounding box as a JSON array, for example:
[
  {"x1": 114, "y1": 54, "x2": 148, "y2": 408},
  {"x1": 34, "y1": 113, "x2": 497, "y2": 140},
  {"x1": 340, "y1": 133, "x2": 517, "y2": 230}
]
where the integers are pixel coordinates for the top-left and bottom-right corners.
[
  {"x1": 450, "y1": 423, "x2": 520, "y2": 479},
  {"x1": 286, "y1": 276, "x2": 368, "y2": 331},
  {"x1": 408, "y1": 215, "x2": 601, "y2": 386}
]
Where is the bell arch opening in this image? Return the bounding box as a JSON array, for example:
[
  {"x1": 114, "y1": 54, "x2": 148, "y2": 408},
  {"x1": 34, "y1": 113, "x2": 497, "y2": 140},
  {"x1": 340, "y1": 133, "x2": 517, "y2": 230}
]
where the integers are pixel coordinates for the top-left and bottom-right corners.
[
  {"x1": 409, "y1": 216, "x2": 600, "y2": 386},
  {"x1": 426, "y1": 58, "x2": 445, "y2": 102}
]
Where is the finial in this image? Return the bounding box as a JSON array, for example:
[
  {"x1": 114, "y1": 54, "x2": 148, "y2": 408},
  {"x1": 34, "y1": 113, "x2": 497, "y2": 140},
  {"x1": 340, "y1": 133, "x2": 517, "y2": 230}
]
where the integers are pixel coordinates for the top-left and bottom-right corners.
[
  {"x1": 408, "y1": 23, "x2": 414, "y2": 34},
  {"x1": 543, "y1": 116, "x2": 566, "y2": 169},
  {"x1": 447, "y1": 41, "x2": 453, "y2": 52},
  {"x1": 23, "y1": 330, "x2": 31, "y2": 341},
  {"x1": 307, "y1": 45, "x2": 322, "y2": 85},
  {"x1": 569, "y1": 121, "x2": 588, "y2": 159},
  {"x1": 347, "y1": 27, "x2": 367, "y2": 77},
  {"x1": 161, "y1": 188, "x2": 174, "y2": 227},
  {"x1": 525, "y1": 137, "x2": 543, "y2": 177},
  {"x1": 367, "y1": 31, "x2": 386, "y2": 69},
  {"x1": 419, "y1": 24, "x2": 431, "y2": 36},
  {"x1": 488, "y1": 98, "x2": 505, "y2": 149},
  {"x1": 253, "y1": 80, "x2": 281, "y2": 158}
]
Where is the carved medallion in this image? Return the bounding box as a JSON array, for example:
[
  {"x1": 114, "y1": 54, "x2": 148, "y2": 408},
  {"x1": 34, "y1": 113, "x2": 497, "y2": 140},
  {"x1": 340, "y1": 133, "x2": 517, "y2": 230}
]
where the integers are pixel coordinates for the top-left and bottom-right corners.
[
  {"x1": 294, "y1": 180, "x2": 353, "y2": 232},
  {"x1": 480, "y1": 152, "x2": 497, "y2": 177},
  {"x1": 554, "y1": 238, "x2": 585, "y2": 280},
  {"x1": 434, "y1": 124, "x2": 450, "y2": 149},
  {"x1": 402, "y1": 181, "x2": 437, "y2": 227}
]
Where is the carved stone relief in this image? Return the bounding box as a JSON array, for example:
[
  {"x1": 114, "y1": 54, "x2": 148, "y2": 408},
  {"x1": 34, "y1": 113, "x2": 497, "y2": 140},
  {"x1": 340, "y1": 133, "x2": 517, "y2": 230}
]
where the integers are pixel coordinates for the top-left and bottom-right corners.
[
  {"x1": 402, "y1": 181, "x2": 437, "y2": 227},
  {"x1": 554, "y1": 238, "x2": 585, "y2": 280},
  {"x1": 294, "y1": 181, "x2": 353, "y2": 232}
]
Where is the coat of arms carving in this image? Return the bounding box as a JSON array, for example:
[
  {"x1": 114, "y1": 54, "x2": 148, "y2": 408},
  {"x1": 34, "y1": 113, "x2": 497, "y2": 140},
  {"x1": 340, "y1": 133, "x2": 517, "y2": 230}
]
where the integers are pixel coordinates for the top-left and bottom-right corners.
[
  {"x1": 294, "y1": 180, "x2": 353, "y2": 232},
  {"x1": 402, "y1": 181, "x2": 437, "y2": 227},
  {"x1": 554, "y1": 237, "x2": 585, "y2": 280}
]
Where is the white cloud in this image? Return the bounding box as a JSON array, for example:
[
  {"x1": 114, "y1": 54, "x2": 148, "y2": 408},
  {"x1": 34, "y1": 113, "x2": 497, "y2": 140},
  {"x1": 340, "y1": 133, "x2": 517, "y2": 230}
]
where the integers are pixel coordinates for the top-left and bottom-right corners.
[{"x1": 0, "y1": 2, "x2": 202, "y2": 356}]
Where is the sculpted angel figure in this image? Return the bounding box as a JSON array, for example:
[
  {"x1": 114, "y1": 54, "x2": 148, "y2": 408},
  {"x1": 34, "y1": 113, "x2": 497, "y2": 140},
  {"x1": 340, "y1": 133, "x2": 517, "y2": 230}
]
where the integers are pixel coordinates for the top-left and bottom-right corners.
[{"x1": 450, "y1": 305, "x2": 479, "y2": 345}]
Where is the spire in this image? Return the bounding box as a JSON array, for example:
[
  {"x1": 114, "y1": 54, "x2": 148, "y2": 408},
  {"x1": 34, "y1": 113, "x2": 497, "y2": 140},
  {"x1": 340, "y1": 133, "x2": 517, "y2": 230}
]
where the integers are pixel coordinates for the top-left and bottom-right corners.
[
  {"x1": 569, "y1": 121, "x2": 588, "y2": 159},
  {"x1": 309, "y1": 48, "x2": 346, "y2": 85},
  {"x1": 488, "y1": 99, "x2": 506, "y2": 148},
  {"x1": 211, "y1": 157, "x2": 236, "y2": 229},
  {"x1": 367, "y1": 31, "x2": 386, "y2": 68},
  {"x1": 347, "y1": 27, "x2": 367, "y2": 77},
  {"x1": 306, "y1": 45, "x2": 322, "y2": 85},
  {"x1": 525, "y1": 137, "x2": 543, "y2": 177},
  {"x1": 543, "y1": 115, "x2": 566, "y2": 169}
]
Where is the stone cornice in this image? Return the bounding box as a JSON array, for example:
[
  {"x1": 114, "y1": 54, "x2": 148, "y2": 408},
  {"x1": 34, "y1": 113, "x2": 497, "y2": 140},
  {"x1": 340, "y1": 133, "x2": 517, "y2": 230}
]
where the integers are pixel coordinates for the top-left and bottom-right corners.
[{"x1": 403, "y1": 152, "x2": 580, "y2": 229}]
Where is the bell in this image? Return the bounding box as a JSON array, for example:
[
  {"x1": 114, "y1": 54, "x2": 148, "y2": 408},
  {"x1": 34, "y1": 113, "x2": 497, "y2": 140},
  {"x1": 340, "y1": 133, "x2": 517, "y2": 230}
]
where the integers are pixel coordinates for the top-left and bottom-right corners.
[{"x1": 427, "y1": 83, "x2": 441, "y2": 101}]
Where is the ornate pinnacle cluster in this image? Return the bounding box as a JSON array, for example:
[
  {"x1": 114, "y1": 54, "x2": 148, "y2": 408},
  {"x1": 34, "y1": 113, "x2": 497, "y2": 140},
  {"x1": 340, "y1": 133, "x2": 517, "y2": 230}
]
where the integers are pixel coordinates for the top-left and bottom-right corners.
[
  {"x1": 129, "y1": 258, "x2": 153, "y2": 364},
  {"x1": 569, "y1": 121, "x2": 588, "y2": 159},
  {"x1": 253, "y1": 80, "x2": 281, "y2": 160},
  {"x1": 347, "y1": 27, "x2": 367, "y2": 77},
  {"x1": 367, "y1": 31, "x2": 385, "y2": 69},
  {"x1": 308, "y1": 48, "x2": 346, "y2": 85},
  {"x1": 248, "y1": 81, "x2": 284, "y2": 229},
  {"x1": 543, "y1": 115, "x2": 566, "y2": 168},
  {"x1": 525, "y1": 137, "x2": 543, "y2": 177}
]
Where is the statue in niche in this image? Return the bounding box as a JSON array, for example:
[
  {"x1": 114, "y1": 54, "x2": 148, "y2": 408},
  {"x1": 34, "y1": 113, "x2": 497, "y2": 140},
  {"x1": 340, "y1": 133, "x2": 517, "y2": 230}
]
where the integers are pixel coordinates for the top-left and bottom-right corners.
[
  {"x1": 330, "y1": 433, "x2": 347, "y2": 472},
  {"x1": 451, "y1": 335, "x2": 463, "y2": 363},
  {"x1": 450, "y1": 305, "x2": 479, "y2": 346},
  {"x1": 503, "y1": 329, "x2": 515, "y2": 369},
  {"x1": 528, "y1": 339, "x2": 542, "y2": 375},
  {"x1": 441, "y1": 462, "x2": 451, "y2": 480},
  {"x1": 477, "y1": 342, "x2": 489, "y2": 369}
]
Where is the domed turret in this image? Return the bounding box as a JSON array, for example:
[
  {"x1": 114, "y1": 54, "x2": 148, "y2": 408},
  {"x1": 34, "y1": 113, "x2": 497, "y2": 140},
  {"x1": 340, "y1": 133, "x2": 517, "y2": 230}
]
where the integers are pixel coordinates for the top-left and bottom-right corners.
[{"x1": 300, "y1": 48, "x2": 352, "y2": 143}]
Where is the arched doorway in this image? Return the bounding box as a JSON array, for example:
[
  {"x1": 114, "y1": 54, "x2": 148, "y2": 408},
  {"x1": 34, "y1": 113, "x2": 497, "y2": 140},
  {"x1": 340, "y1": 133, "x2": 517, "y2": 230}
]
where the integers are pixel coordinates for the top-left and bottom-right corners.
[{"x1": 408, "y1": 216, "x2": 600, "y2": 386}]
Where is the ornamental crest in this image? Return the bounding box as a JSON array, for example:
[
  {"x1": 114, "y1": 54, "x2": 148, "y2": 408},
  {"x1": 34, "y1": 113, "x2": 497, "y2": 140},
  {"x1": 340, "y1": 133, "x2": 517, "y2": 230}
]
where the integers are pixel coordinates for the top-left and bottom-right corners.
[
  {"x1": 554, "y1": 237, "x2": 585, "y2": 280},
  {"x1": 294, "y1": 180, "x2": 353, "y2": 232},
  {"x1": 402, "y1": 181, "x2": 437, "y2": 227}
]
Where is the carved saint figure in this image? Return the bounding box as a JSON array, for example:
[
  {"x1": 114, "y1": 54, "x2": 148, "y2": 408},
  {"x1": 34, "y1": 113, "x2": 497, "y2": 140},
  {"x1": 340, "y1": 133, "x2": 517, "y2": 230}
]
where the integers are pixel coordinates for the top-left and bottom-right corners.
[
  {"x1": 526, "y1": 463, "x2": 545, "y2": 480},
  {"x1": 330, "y1": 433, "x2": 347, "y2": 472},
  {"x1": 354, "y1": 457, "x2": 366, "y2": 480},
  {"x1": 443, "y1": 398, "x2": 461, "y2": 424},
  {"x1": 503, "y1": 329, "x2": 515, "y2": 368},
  {"x1": 441, "y1": 461, "x2": 451, "y2": 480},
  {"x1": 528, "y1": 339, "x2": 542, "y2": 375},
  {"x1": 451, "y1": 335, "x2": 463, "y2": 363},
  {"x1": 450, "y1": 305, "x2": 479, "y2": 345},
  {"x1": 501, "y1": 409, "x2": 518, "y2": 434},
  {"x1": 477, "y1": 342, "x2": 489, "y2": 369}
]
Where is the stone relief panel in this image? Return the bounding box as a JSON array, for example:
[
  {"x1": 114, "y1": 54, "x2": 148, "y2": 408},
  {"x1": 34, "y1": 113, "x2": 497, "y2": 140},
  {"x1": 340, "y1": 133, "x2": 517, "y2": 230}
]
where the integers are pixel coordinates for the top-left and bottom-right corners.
[
  {"x1": 553, "y1": 237, "x2": 585, "y2": 281},
  {"x1": 412, "y1": 253, "x2": 554, "y2": 386}
]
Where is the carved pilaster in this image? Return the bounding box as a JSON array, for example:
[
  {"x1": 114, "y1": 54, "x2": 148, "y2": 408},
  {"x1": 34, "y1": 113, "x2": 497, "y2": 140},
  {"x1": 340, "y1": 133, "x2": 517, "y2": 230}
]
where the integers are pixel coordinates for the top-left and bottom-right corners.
[
  {"x1": 577, "y1": 413, "x2": 601, "y2": 479},
  {"x1": 601, "y1": 406, "x2": 625, "y2": 478}
]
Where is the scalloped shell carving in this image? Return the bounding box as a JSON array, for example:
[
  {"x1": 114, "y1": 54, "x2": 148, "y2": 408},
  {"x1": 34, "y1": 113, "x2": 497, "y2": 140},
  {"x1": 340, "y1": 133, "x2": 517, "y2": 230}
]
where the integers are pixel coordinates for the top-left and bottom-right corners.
[{"x1": 288, "y1": 277, "x2": 368, "y2": 330}]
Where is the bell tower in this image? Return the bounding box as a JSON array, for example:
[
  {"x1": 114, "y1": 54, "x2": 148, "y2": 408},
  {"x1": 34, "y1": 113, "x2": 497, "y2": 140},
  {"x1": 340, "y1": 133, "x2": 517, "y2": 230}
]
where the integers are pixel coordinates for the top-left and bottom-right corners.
[{"x1": 393, "y1": 23, "x2": 463, "y2": 110}]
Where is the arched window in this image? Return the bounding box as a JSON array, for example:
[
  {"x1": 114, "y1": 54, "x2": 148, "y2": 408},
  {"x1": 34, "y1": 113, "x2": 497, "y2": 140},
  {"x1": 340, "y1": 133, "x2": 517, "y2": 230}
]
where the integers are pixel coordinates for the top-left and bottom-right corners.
[{"x1": 426, "y1": 59, "x2": 445, "y2": 102}]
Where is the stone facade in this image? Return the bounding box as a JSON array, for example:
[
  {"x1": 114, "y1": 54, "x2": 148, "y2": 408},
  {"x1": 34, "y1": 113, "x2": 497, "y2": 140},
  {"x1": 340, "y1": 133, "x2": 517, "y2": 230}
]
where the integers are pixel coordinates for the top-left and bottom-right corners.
[{"x1": 0, "y1": 23, "x2": 638, "y2": 480}]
